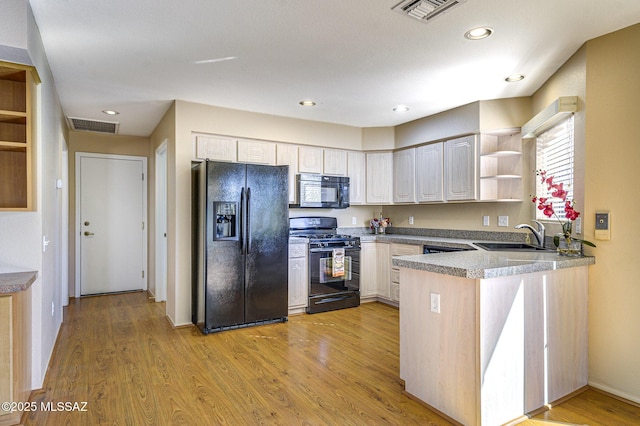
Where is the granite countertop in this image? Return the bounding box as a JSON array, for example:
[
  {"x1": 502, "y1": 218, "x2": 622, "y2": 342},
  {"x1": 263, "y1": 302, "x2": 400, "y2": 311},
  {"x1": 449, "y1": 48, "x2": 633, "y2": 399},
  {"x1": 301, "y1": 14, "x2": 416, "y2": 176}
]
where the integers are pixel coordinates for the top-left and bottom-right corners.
[
  {"x1": 0, "y1": 264, "x2": 38, "y2": 294},
  {"x1": 392, "y1": 250, "x2": 595, "y2": 279}
]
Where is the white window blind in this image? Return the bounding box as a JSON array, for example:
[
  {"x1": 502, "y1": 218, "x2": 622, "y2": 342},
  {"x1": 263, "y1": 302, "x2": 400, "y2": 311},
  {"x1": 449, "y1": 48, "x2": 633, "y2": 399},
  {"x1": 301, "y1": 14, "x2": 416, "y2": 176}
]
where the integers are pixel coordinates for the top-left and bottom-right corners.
[{"x1": 536, "y1": 115, "x2": 574, "y2": 221}]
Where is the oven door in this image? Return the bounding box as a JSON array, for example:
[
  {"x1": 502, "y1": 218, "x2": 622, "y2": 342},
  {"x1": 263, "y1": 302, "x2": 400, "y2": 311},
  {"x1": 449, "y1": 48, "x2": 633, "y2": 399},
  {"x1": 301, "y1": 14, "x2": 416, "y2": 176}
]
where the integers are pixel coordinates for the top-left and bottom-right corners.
[{"x1": 309, "y1": 246, "x2": 360, "y2": 296}]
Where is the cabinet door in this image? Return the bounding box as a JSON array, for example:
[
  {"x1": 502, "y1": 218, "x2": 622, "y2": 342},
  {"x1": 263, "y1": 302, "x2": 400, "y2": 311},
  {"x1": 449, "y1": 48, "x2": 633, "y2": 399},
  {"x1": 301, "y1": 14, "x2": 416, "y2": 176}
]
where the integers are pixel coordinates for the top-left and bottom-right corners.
[
  {"x1": 276, "y1": 144, "x2": 298, "y2": 204},
  {"x1": 393, "y1": 148, "x2": 415, "y2": 203},
  {"x1": 288, "y1": 257, "x2": 308, "y2": 309},
  {"x1": 416, "y1": 142, "x2": 444, "y2": 203},
  {"x1": 366, "y1": 152, "x2": 393, "y2": 204},
  {"x1": 195, "y1": 135, "x2": 237, "y2": 162},
  {"x1": 444, "y1": 135, "x2": 477, "y2": 201},
  {"x1": 359, "y1": 242, "x2": 378, "y2": 300},
  {"x1": 347, "y1": 151, "x2": 366, "y2": 205},
  {"x1": 298, "y1": 146, "x2": 323, "y2": 173},
  {"x1": 237, "y1": 139, "x2": 276, "y2": 165},
  {"x1": 323, "y1": 149, "x2": 347, "y2": 176},
  {"x1": 376, "y1": 242, "x2": 391, "y2": 299}
]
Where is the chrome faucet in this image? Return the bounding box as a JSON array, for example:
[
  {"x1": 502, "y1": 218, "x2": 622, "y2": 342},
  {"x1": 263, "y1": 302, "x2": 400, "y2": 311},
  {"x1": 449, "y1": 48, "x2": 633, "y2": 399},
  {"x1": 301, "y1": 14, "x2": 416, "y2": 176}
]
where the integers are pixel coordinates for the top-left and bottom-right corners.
[{"x1": 515, "y1": 220, "x2": 546, "y2": 247}]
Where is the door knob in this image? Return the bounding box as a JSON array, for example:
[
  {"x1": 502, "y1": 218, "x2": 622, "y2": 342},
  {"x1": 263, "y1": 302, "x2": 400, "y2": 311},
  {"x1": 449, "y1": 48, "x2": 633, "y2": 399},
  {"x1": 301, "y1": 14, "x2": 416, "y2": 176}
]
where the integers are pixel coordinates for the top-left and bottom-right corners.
[{"x1": 84, "y1": 231, "x2": 95, "y2": 236}]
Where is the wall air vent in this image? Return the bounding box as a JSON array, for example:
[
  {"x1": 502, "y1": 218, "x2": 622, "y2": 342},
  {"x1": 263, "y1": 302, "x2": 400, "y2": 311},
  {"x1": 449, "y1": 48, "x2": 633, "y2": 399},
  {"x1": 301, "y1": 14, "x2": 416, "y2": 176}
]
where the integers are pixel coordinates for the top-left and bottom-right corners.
[
  {"x1": 67, "y1": 117, "x2": 119, "y2": 134},
  {"x1": 391, "y1": 0, "x2": 468, "y2": 22}
]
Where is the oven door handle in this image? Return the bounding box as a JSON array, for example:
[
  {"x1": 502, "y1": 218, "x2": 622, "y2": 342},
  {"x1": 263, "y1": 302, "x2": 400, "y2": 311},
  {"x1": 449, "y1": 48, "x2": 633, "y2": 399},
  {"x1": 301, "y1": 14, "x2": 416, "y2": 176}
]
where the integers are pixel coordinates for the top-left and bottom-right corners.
[{"x1": 309, "y1": 247, "x2": 360, "y2": 253}]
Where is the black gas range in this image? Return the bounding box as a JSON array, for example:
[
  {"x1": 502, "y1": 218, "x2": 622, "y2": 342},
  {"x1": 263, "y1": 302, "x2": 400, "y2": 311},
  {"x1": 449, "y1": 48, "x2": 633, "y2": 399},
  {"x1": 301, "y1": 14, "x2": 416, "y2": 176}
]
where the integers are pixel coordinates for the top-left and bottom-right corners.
[{"x1": 289, "y1": 217, "x2": 361, "y2": 313}]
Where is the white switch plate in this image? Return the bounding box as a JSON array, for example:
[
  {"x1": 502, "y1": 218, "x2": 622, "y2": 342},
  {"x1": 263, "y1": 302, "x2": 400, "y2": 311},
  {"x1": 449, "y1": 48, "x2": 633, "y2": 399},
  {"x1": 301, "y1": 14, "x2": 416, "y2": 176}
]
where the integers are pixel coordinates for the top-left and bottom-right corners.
[
  {"x1": 409, "y1": 216, "x2": 414, "y2": 225},
  {"x1": 483, "y1": 215, "x2": 490, "y2": 226},
  {"x1": 498, "y1": 216, "x2": 509, "y2": 227},
  {"x1": 352, "y1": 216, "x2": 357, "y2": 225},
  {"x1": 430, "y1": 292, "x2": 440, "y2": 313}
]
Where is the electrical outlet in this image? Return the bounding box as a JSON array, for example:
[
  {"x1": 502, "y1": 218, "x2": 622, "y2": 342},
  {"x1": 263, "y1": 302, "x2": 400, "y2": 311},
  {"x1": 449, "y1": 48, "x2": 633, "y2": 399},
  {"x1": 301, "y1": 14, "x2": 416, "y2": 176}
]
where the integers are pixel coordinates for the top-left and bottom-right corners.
[
  {"x1": 430, "y1": 292, "x2": 440, "y2": 313},
  {"x1": 352, "y1": 216, "x2": 357, "y2": 225},
  {"x1": 51, "y1": 301, "x2": 55, "y2": 317},
  {"x1": 575, "y1": 217, "x2": 582, "y2": 234},
  {"x1": 483, "y1": 216, "x2": 490, "y2": 226},
  {"x1": 498, "y1": 216, "x2": 509, "y2": 227},
  {"x1": 409, "y1": 216, "x2": 414, "y2": 225}
]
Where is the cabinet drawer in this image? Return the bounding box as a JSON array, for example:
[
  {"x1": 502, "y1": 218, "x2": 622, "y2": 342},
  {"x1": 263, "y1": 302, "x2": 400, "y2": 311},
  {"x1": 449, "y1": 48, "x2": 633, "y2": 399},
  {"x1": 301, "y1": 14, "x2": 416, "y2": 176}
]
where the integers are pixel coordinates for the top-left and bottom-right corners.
[
  {"x1": 289, "y1": 244, "x2": 307, "y2": 258},
  {"x1": 391, "y1": 244, "x2": 421, "y2": 256},
  {"x1": 390, "y1": 282, "x2": 400, "y2": 302},
  {"x1": 391, "y1": 268, "x2": 400, "y2": 284}
]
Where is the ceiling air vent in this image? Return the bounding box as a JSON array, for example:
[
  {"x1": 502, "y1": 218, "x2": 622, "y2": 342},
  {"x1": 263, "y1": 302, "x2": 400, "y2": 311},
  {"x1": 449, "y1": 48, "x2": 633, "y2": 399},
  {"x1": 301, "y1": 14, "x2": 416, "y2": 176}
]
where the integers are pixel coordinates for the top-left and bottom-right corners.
[
  {"x1": 391, "y1": 0, "x2": 468, "y2": 22},
  {"x1": 67, "y1": 117, "x2": 119, "y2": 134}
]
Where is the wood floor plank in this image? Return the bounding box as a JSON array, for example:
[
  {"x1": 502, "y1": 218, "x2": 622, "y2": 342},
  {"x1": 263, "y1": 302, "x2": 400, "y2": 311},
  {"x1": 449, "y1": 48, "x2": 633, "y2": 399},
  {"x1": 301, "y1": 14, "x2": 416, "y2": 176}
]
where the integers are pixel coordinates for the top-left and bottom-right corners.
[{"x1": 24, "y1": 292, "x2": 640, "y2": 425}]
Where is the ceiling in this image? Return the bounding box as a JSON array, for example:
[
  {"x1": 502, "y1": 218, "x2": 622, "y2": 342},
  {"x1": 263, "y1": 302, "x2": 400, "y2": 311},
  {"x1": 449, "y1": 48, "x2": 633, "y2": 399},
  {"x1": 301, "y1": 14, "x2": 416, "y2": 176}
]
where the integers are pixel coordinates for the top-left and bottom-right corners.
[{"x1": 27, "y1": 0, "x2": 640, "y2": 137}]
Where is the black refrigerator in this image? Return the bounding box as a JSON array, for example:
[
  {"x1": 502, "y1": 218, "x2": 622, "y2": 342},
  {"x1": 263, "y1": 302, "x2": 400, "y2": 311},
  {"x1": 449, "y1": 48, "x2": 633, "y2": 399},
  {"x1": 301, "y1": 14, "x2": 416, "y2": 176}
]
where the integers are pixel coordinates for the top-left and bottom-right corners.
[{"x1": 192, "y1": 160, "x2": 289, "y2": 333}]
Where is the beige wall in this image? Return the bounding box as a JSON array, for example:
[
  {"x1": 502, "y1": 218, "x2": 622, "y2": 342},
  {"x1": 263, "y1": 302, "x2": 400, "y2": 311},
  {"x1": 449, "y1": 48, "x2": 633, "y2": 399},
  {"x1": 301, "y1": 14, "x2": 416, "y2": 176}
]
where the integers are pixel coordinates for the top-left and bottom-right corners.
[
  {"x1": 584, "y1": 23, "x2": 640, "y2": 402},
  {"x1": 67, "y1": 131, "x2": 150, "y2": 297}
]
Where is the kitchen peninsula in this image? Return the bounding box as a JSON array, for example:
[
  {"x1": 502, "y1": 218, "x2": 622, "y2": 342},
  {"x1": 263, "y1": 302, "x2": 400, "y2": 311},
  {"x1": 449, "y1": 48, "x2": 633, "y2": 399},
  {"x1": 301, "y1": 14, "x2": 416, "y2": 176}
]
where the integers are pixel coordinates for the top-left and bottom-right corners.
[
  {"x1": 0, "y1": 266, "x2": 35, "y2": 426},
  {"x1": 393, "y1": 250, "x2": 594, "y2": 426}
]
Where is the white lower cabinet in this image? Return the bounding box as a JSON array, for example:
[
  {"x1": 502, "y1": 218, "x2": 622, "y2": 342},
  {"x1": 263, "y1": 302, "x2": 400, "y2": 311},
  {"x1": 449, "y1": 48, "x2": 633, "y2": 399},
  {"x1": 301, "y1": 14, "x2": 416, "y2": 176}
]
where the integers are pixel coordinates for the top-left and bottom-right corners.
[
  {"x1": 390, "y1": 243, "x2": 422, "y2": 303},
  {"x1": 360, "y1": 242, "x2": 378, "y2": 301},
  {"x1": 375, "y1": 242, "x2": 391, "y2": 302},
  {"x1": 360, "y1": 242, "x2": 390, "y2": 304},
  {"x1": 288, "y1": 243, "x2": 308, "y2": 313}
]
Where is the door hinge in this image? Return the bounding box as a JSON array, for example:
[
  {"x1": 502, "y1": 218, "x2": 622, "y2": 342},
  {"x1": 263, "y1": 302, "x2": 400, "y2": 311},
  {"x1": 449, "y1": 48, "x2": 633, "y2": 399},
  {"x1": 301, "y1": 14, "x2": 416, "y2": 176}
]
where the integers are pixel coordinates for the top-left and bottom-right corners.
[
  {"x1": 142, "y1": 270, "x2": 145, "y2": 278},
  {"x1": 142, "y1": 173, "x2": 145, "y2": 181},
  {"x1": 142, "y1": 222, "x2": 145, "y2": 230}
]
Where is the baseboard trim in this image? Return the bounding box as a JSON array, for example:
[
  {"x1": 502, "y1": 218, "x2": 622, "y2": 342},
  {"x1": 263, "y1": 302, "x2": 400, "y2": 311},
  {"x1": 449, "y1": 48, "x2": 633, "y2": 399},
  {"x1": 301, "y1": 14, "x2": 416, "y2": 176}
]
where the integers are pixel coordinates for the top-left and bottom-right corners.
[{"x1": 588, "y1": 383, "x2": 640, "y2": 408}]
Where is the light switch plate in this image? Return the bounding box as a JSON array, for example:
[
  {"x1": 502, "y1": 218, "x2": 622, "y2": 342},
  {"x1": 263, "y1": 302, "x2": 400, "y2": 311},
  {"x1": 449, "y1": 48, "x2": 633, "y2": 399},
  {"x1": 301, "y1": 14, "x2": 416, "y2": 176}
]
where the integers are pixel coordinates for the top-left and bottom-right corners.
[{"x1": 483, "y1": 215, "x2": 490, "y2": 226}]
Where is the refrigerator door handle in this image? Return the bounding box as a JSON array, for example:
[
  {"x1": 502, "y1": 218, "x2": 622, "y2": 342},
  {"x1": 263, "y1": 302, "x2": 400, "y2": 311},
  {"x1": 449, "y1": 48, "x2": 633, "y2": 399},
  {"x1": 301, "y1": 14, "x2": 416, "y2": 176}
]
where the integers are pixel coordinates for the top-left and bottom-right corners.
[
  {"x1": 246, "y1": 187, "x2": 251, "y2": 254},
  {"x1": 240, "y1": 187, "x2": 245, "y2": 254}
]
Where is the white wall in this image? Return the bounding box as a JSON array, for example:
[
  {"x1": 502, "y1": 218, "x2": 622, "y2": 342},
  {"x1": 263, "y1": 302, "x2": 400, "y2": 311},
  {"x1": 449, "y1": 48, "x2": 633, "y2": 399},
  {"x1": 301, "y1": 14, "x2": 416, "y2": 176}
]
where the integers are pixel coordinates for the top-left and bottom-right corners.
[
  {"x1": 584, "y1": 23, "x2": 640, "y2": 403},
  {"x1": 0, "y1": 1, "x2": 67, "y2": 389}
]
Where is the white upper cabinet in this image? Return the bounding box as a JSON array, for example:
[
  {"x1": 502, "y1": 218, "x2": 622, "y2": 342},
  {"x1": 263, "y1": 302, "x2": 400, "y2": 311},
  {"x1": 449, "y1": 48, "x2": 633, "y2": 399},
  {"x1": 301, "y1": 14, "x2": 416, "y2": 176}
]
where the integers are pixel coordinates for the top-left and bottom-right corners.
[
  {"x1": 347, "y1": 151, "x2": 366, "y2": 205},
  {"x1": 195, "y1": 134, "x2": 237, "y2": 162},
  {"x1": 323, "y1": 149, "x2": 347, "y2": 176},
  {"x1": 298, "y1": 146, "x2": 323, "y2": 174},
  {"x1": 237, "y1": 138, "x2": 276, "y2": 165},
  {"x1": 276, "y1": 144, "x2": 299, "y2": 204},
  {"x1": 444, "y1": 135, "x2": 477, "y2": 201},
  {"x1": 393, "y1": 148, "x2": 416, "y2": 203},
  {"x1": 415, "y1": 142, "x2": 444, "y2": 203},
  {"x1": 366, "y1": 152, "x2": 393, "y2": 204}
]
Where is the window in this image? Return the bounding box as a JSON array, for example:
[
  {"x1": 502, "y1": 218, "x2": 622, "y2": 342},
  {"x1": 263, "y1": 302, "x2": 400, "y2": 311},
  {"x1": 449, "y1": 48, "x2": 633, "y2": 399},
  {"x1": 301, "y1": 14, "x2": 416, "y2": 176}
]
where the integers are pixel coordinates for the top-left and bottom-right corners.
[{"x1": 536, "y1": 115, "x2": 574, "y2": 221}]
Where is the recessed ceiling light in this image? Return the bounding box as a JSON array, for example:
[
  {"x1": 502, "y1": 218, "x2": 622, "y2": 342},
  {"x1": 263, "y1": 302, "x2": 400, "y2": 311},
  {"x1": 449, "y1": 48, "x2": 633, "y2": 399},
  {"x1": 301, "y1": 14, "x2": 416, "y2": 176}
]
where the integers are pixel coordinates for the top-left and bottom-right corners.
[
  {"x1": 393, "y1": 105, "x2": 410, "y2": 113},
  {"x1": 505, "y1": 74, "x2": 525, "y2": 82},
  {"x1": 299, "y1": 100, "x2": 316, "y2": 107},
  {"x1": 464, "y1": 27, "x2": 493, "y2": 40},
  {"x1": 193, "y1": 56, "x2": 237, "y2": 64},
  {"x1": 102, "y1": 110, "x2": 119, "y2": 115}
]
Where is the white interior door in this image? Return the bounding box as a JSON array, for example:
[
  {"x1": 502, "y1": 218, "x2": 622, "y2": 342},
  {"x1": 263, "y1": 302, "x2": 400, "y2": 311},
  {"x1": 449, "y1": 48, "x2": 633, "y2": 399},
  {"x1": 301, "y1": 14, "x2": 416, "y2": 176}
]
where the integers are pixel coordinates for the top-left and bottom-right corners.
[{"x1": 77, "y1": 153, "x2": 147, "y2": 296}]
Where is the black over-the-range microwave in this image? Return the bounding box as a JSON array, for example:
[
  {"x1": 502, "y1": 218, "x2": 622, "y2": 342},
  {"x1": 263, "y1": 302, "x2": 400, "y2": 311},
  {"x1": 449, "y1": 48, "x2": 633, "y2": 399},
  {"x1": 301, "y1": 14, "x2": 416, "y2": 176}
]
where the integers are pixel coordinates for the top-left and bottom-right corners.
[{"x1": 291, "y1": 173, "x2": 350, "y2": 209}]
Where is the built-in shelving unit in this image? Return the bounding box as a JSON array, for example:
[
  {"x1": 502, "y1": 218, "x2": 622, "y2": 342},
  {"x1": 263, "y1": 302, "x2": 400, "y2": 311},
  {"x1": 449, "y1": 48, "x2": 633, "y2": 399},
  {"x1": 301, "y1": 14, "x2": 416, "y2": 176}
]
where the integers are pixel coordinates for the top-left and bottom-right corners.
[
  {"x1": 479, "y1": 132, "x2": 522, "y2": 202},
  {"x1": 0, "y1": 62, "x2": 36, "y2": 211}
]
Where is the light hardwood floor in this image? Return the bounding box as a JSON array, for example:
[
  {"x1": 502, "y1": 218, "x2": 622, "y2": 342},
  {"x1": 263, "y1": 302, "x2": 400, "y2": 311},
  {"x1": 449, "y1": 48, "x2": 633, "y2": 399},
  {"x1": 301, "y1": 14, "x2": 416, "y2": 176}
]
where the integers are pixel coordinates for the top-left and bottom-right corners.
[{"x1": 25, "y1": 292, "x2": 640, "y2": 425}]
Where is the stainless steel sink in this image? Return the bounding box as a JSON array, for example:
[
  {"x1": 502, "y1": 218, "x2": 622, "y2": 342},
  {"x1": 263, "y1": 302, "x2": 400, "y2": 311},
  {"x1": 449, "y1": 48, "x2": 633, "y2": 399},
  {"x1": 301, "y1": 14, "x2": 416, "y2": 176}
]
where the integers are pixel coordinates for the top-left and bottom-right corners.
[{"x1": 474, "y1": 242, "x2": 552, "y2": 251}]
